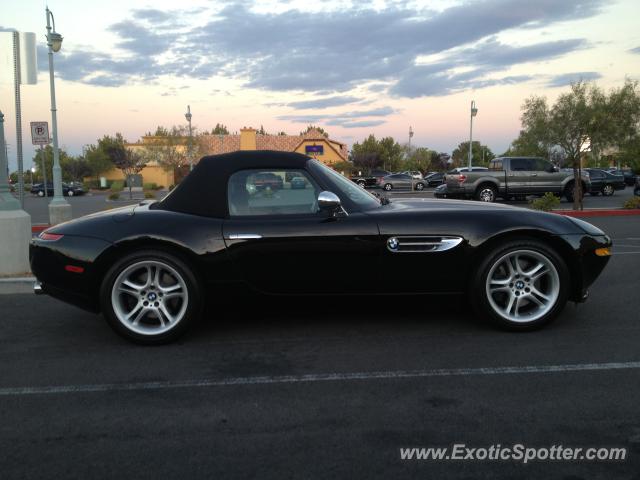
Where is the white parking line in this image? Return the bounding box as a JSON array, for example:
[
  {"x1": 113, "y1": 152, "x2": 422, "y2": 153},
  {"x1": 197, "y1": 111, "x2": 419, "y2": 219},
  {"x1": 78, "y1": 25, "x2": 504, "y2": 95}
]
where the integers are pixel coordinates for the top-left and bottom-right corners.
[{"x1": 1, "y1": 361, "x2": 639, "y2": 397}]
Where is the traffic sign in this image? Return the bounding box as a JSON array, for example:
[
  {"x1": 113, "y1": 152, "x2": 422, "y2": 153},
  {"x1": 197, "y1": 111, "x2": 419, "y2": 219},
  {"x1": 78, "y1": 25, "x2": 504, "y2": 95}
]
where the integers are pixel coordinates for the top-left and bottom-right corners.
[{"x1": 30, "y1": 122, "x2": 50, "y2": 145}]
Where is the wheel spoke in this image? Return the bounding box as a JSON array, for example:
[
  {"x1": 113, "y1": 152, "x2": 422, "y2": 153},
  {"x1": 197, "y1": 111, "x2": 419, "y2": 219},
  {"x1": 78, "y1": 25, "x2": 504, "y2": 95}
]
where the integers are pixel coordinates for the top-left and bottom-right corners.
[
  {"x1": 523, "y1": 261, "x2": 545, "y2": 277},
  {"x1": 159, "y1": 283, "x2": 182, "y2": 294},
  {"x1": 122, "y1": 279, "x2": 144, "y2": 292},
  {"x1": 126, "y1": 305, "x2": 146, "y2": 325},
  {"x1": 530, "y1": 286, "x2": 551, "y2": 302},
  {"x1": 159, "y1": 304, "x2": 176, "y2": 324},
  {"x1": 163, "y1": 291, "x2": 184, "y2": 301}
]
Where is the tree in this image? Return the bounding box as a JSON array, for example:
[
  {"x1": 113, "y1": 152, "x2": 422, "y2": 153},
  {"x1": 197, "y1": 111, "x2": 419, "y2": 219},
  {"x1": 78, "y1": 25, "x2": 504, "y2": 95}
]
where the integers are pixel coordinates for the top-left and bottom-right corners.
[
  {"x1": 451, "y1": 141, "x2": 494, "y2": 166},
  {"x1": 104, "y1": 134, "x2": 149, "y2": 199},
  {"x1": 61, "y1": 156, "x2": 92, "y2": 182},
  {"x1": 32, "y1": 145, "x2": 72, "y2": 183},
  {"x1": 142, "y1": 128, "x2": 188, "y2": 171},
  {"x1": 210, "y1": 123, "x2": 229, "y2": 135},
  {"x1": 300, "y1": 125, "x2": 329, "y2": 138},
  {"x1": 403, "y1": 147, "x2": 432, "y2": 173},
  {"x1": 84, "y1": 144, "x2": 113, "y2": 182},
  {"x1": 350, "y1": 134, "x2": 383, "y2": 171}
]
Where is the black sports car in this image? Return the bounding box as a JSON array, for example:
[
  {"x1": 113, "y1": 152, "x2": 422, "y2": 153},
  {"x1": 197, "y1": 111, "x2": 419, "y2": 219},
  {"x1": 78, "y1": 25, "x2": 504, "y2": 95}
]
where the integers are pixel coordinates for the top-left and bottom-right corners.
[{"x1": 30, "y1": 151, "x2": 612, "y2": 344}]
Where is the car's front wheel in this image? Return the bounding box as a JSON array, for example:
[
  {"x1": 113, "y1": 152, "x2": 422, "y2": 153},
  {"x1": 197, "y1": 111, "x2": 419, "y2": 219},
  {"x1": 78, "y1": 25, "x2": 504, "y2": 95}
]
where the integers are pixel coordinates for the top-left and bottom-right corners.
[
  {"x1": 602, "y1": 184, "x2": 614, "y2": 196},
  {"x1": 37, "y1": 190, "x2": 44, "y2": 197},
  {"x1": 383, "y1": 183, "x2": 392, "y2": 191},
  {"x1": 476, "y1": 185, "x2": 497, "y2": 202},
  {"x1": 100, "y1": 249, "x2": 201, "y2": 344},
  {"x1": 470, "y1": 239, "x2": 569, "y2": 330}
]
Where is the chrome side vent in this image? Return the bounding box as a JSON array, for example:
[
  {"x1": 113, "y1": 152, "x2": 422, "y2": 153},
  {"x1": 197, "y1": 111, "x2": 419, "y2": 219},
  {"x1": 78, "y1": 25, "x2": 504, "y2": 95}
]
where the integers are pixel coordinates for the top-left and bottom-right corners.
[{"x1": 386, "y1": 236, "x2": 463, "y2": 253}]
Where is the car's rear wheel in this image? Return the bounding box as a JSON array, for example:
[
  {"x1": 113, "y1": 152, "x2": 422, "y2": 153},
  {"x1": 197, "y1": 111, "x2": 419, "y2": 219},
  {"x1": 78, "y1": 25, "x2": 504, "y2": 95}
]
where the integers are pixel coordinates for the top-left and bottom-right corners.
[
  {"x1": 602, "y1": 184, "x2": 614, "y2": 196},
  {"x1": 476, "y1": 185, "x2": 497, "y2": 202},
  {"x1": 100, "y1": 249, "x2": 201, "y2": 344},
  {"x1": 37, "y1": 190, "x2": 44, "y2": 197},
  {"x1": 67, "y1": 190, "x2": 74, "y2": 197},
  {"x1": 415, "y1": 182, "x2": 425, "y2": 191},
  {"x1": 471, "y1": 239, "x2": 569, "y2": 330},
  {"x1": 383, "y1": 183, "x2": 392, "y2": 191},
  {"x1": 357, "y1": 180, "x2": 366, "y2": 188}
]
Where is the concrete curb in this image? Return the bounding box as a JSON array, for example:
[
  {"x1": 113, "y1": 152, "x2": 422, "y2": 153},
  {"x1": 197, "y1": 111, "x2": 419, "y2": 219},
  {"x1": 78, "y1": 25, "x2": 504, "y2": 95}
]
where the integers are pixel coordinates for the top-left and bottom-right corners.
[{"x1": 0, "y1": 276, "x2": 36, "y2": 295}]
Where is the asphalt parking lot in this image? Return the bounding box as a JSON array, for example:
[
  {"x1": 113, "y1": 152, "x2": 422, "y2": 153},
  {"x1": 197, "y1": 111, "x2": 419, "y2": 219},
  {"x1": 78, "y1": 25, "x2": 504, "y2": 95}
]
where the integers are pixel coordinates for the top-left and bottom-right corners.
[{"x1": 1, "y1": 216, "x2": 639, "y2": 479}]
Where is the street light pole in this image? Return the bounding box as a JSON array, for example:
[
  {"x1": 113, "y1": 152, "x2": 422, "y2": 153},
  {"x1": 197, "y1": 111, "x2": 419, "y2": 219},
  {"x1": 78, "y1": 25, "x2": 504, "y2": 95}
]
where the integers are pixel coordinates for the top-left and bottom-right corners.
[
  {"x1": 46, "y1": 7, "x2": 71, "y2": 224},
  {"x1": 185, "y1": 106, "x2": 193, "y2": 171},
  {"x1": 468, "y1": 100, "x2": 478, "y2": 171}
]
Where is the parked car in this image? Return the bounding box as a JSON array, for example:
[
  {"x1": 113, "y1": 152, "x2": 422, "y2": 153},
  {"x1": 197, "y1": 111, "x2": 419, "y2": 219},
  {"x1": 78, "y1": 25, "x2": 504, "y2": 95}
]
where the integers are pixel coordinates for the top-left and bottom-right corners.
[
  {"x1": 401, "y1": 171, "x2": 424, "y2": 180},
  {"x1": 350, "y1": 169, "x2": 390, "y2": 188},
  {"x1": 634, "y1": 177, "x2": 640, "y2": 196},
  {"x1": 30, "y1": 182, "x2": 85, "y2": 197},
  {"x1": 434, "y1": 183, "x2": 448, "y2": 198},
  {"x1": 585, "y1": 169, "x2": 626, "y2": 196},
  {"x1": 379, "y1": 173, "x2": 425, "y2": 191},
  {"x1": 424, "y1": 172, "x2": 446, "y2": 187},
  {"x1": 30, "y1": 150, "x2": 612, "y2": 344},
  {"x1": 252, "y1": 172, "x2": 283, "y2": 191},
  {"x1": 290, "y1": 176, "x2": 308, "y2": 189},
  {"x1": 445, "y1": 157, "x2": 590, "y2": 203}
]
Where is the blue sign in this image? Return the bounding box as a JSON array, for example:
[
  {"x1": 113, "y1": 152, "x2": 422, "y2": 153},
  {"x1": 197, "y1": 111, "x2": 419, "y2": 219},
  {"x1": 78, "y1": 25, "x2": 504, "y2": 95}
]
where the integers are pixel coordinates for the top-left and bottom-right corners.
[{"x1": 305, "y1": 145, "x2": 324, "y2": 154}]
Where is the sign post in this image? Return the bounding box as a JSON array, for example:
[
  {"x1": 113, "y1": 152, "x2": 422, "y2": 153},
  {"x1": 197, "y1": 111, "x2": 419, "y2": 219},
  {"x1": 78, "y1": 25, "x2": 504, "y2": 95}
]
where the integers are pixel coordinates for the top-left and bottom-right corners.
[{"x1": 30, "y1": 122, "x2": 50, "y2": 198}]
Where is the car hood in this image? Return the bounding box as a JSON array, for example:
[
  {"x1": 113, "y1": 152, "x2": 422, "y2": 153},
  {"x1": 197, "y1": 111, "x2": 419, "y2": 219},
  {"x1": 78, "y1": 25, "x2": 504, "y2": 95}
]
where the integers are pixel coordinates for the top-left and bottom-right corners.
[{"x1": 366, "y1": 198, "x2": 588, "y2": 239}]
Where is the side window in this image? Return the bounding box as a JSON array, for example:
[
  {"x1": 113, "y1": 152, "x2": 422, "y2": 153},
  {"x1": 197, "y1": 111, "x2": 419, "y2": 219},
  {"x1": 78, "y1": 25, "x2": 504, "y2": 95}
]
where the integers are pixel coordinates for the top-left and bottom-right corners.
[
  {"x1": 228, "y1": 169, "x2": 320, "y2": 216},
  {"x1": 532, "y1": 158, "x2": 551, "y2": 171},
  {"x1": 490, "y1": 160, "x2": 503, "y2": 171},
  {"x1": 510, "y1": 158, "x2": 531, "y2": 171}
]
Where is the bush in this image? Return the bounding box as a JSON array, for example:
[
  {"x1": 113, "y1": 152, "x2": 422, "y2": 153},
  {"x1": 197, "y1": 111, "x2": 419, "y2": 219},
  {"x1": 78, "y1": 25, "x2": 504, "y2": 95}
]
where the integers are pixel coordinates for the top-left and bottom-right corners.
[
  {"x1": 529, "y1": 192, "x2": 561, "y2": 211},
  {"x1": 623, "y1": 196, "x2": 640, "y2": 209},
  {"x1": 108, "y1": 192, "x2": 120, "y2": 201},
  {"x1": 143, "y1": 182, "x2": 158, "y2": 191},
  {"x1": 144, "y1": 191, "x2": 155, "y2": 199},
  {"x1": 111, "y1": 180, "x2": 124, "y2": 192}
]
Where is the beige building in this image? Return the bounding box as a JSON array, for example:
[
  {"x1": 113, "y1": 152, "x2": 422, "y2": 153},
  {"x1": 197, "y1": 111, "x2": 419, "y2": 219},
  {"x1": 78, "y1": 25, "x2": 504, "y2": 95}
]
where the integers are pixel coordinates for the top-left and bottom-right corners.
[{"x1": 97, "y1": 127, "x2": 348, "y2": 187}]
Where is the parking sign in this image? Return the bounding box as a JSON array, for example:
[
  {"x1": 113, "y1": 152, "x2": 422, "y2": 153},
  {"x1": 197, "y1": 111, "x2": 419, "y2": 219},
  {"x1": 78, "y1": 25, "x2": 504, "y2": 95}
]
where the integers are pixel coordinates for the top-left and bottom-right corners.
[{"x1": 30, "y1": 122, "x2": 50, "y2": 145}]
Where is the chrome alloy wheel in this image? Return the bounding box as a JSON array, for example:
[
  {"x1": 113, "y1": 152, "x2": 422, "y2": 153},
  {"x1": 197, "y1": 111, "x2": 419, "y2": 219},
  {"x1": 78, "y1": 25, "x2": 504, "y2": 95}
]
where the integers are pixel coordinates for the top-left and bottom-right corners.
[
  {"x1": 485, "y1": 249, "x2": 560, "y2": 323},
  {"x1": 478, "y1": 187, "x2": 495, "y2": 202},
  {"x1": 111, "y1": 260, "x2": 188, "y2": 335},
  {"x1": 603, "y1": 184, "x2": 614, "y2": 196}
]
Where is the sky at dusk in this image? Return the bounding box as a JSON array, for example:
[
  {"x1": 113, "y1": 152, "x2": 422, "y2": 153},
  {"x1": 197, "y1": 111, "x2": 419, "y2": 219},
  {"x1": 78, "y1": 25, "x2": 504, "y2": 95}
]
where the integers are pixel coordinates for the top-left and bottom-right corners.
[{"x1": 1, "y1": 0, "x2": 639, "y2": 171}]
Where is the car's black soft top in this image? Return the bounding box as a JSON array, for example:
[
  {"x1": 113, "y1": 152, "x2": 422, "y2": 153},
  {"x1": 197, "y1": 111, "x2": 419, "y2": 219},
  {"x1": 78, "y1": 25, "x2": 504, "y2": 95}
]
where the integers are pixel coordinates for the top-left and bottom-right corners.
[{"x1": 157, "y1": 150, "x2": 312, "y2": 218}]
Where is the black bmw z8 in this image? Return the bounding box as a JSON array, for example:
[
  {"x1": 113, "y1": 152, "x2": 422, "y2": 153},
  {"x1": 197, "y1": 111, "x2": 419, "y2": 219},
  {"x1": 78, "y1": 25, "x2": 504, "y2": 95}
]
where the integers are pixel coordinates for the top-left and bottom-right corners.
[{"x1": 30, "y1": 151, "x2": 612, "y2": 344}]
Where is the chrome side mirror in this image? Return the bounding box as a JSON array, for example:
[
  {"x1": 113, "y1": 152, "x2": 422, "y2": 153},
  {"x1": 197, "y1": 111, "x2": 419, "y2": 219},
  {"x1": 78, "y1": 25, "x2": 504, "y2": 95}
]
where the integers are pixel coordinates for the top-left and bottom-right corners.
[{"x1": 317, "y1": 191, "x2": 341, "y2": 213}]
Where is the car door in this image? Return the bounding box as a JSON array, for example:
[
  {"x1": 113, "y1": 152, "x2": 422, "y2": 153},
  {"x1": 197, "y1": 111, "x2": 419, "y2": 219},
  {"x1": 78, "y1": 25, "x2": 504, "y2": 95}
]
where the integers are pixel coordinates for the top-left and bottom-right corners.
[
  {"x1": 506, "y1": 158, "x2": 533, "y2": 194},
  {"x1": 222, "y1": 168, "x2": 381, "y2": 295},
  {"x1": 528, "y1": 158, "x2": 559, "y2": 194}
]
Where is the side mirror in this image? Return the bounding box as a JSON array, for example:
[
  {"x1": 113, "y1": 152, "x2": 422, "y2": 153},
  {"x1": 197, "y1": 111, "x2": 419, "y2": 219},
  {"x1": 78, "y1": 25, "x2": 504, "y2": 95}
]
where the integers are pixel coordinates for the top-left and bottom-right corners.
[{"x1": 317, "y1": 191, "x2": 341, "y2": 213}]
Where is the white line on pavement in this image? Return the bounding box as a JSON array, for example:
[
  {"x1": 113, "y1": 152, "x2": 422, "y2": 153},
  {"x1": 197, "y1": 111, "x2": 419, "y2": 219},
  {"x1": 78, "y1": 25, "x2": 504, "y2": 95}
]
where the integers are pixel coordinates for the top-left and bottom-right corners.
[{"x1": 1, "y1": 361, "x2": 640, "y2": 397}]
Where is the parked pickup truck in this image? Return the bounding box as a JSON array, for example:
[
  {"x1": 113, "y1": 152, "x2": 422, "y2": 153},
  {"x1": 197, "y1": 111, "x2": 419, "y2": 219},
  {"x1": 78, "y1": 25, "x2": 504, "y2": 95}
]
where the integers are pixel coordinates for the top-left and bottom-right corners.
[
  {"x1": 445, "y1": 157, "x2": 590, "y2": 202},
  {"x1": 350, "y1": 169, "x2": 390, "y2": 188}
]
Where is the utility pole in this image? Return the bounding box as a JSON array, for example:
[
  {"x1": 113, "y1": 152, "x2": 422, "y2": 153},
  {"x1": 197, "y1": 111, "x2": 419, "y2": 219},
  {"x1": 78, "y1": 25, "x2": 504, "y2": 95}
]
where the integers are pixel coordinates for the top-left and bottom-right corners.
[{"x1": 468, "y1": 100, "x2": 478, "y2": 170}]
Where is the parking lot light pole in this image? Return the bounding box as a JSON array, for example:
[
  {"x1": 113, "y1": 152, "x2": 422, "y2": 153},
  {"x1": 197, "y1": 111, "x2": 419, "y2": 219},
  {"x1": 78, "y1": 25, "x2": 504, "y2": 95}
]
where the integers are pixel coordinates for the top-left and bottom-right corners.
[
  {"x1": 46, "y1": 7, "x2": 72, "y2": 224},
  {"x1": 468, "y1": 100, "x2": 478, "y2": 171},
  {"x1": 185, "y1": 106, "x2": 193, "y2": 171}
]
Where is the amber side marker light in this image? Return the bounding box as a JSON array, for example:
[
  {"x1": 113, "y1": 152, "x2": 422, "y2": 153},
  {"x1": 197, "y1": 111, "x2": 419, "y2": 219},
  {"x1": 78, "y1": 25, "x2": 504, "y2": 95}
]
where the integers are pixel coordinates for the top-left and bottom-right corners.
[{"x1": 595, "y1": 247, "x2": 612, "y2": 257}]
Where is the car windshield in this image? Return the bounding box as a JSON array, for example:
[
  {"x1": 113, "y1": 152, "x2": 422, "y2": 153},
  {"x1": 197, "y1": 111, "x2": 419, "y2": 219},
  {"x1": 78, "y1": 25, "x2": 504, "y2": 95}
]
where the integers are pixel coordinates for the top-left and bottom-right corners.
[{"x1": 310, "y1": 160, "x2": 381, "y2": 210}]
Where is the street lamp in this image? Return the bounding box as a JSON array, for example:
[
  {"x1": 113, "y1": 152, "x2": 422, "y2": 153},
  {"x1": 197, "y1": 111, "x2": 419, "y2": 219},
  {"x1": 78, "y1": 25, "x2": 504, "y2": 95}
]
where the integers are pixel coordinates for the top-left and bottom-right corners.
[
  {"x1": 468, "y1": 100, "x2": 478, "y2": 170},
  {"x1": 185, "y1": 105, "x2": 193, "y2": 171},
  {"x1": 45, "y1": 7, "x2": 71, "y2": 224}
]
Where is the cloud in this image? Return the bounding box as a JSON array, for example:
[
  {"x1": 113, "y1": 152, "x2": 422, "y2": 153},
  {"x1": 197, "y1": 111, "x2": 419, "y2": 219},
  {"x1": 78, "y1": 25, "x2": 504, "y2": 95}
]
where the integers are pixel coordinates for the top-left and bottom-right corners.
[
  {"x1": 287, "y1": 96, "x2": 363, "y2": 109},
  {"x1": 0, "y1": 26, "x2": 16, "y2": 32},
  {"x1": 327, "y1": 119, "x2": 388, "y2": 128},
  {"x1": 546, "y1": 71, "x2": 603, "y2": 87},
  {"x1": 42, "y1": 0, "x2": 603, "y2": 96},
  {"x1": 277, "y1": 106, "x2": 395, "y2": 128},
  {"x1": 629, "y1": 47, "x2": 640, "y2": 54}
]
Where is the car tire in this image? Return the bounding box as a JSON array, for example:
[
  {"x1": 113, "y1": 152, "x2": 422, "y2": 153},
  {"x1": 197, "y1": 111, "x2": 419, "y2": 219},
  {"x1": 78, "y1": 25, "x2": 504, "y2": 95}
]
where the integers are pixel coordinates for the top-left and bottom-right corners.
[
  {"x1": 602, "y1": 184, "x2": 614, "y2": 196},
  {"x1": 67, "y1": 190, "x2": 74, "y2": 197},
  {"x1": 470, "y1": 239, "x2": 569, "y2": 331},
  {"x1": 100, "y1": 249, "x2": 202, "y2": 344},
  {"x1": 384, "y1": 183, "x2": 392, "y2": 191},
  {"x1": 415, "y1": 182, "x2": 424, "y2": 191},
  {"x1": 357, "y1": 180, "x2": 366, "y2": 188},
  {"x1": 476, "y1": 185, "x2": 497, "y2": 202},
  {"x1": 37, "y1": 190, "x2": 44, "y2": 197}
]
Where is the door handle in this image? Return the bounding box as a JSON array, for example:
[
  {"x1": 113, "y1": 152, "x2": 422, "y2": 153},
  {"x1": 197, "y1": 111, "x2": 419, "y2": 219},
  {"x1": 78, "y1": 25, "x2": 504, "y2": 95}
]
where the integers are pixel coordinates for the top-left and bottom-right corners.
[
  {"x1": 227, "y1": 234, "x2": 263, "y2": 240},
  {"x1": 531, "y1": 173, "x2": 538, "y2": 177}
]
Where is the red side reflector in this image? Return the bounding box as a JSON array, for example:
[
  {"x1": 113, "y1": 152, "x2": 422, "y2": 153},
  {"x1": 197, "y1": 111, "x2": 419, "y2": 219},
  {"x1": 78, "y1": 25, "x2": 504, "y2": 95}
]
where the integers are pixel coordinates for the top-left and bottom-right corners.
[
  {"x1": 39, "y1": 232, "x2": 64, "y2": 241},
  {"x1": 65, "y1": 265, "x2": 84, "y2": 273}
]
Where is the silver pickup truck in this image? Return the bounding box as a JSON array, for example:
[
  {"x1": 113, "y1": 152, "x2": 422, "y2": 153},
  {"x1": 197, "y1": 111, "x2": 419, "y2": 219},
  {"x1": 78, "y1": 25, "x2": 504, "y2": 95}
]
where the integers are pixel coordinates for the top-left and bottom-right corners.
[{"x1": 445, "y1": 157, "x2": 590, "y2": 202}]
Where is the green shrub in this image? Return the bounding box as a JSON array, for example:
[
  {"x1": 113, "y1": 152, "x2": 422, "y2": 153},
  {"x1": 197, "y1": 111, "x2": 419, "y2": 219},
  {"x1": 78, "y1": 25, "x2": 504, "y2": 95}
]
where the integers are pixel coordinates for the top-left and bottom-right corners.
[
  {"x1": 111, "y1": 180, "x2": 124, "y2": 192},
  {"x1": 529, "y1": 192, "x2": 561, "y2": 211},
  {"x1": 144, "y1": 191, "x2": 155, "y2": 199},
  {"x1": 108, "y1": 192, "x2": 120, "y2": 201},
  {"x1": 143, "y1": 182, "x2": 158, "y2": 191},
  {"x1": 623, "y1": 196, "x2": 640, "y2": 209}
]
